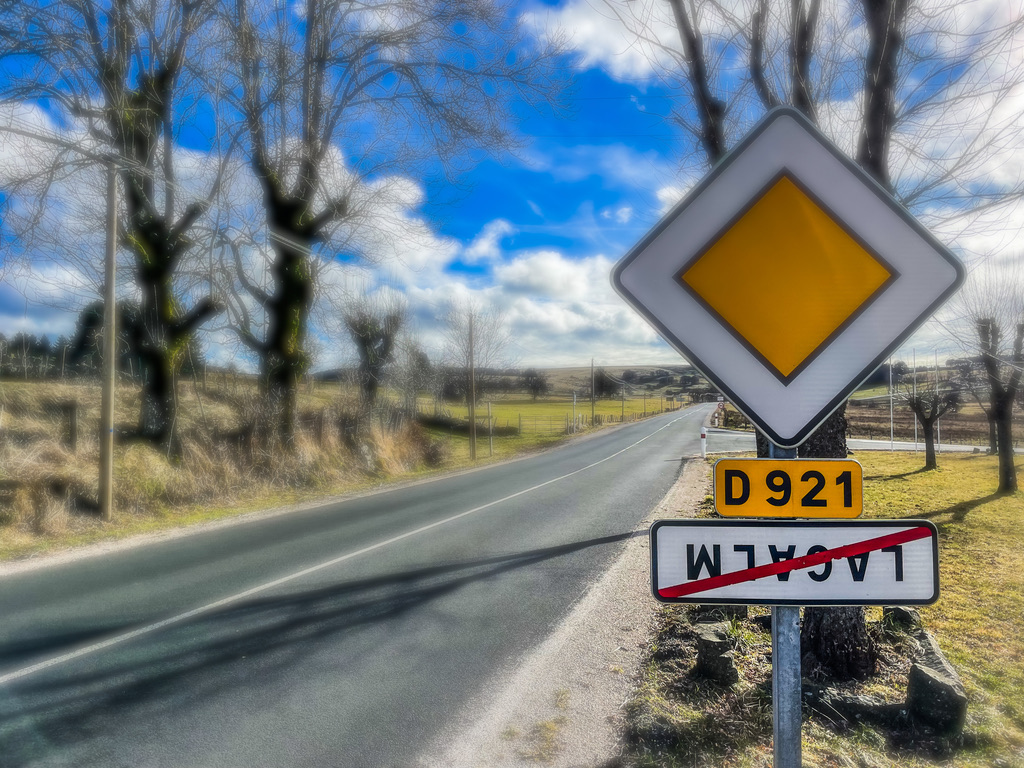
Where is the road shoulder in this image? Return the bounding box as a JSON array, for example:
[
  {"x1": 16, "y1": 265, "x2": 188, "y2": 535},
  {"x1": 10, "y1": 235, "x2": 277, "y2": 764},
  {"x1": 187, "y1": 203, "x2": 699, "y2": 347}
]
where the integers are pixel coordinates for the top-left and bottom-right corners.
[{"x1": 420, "y1": 457, "x2": 712, "y2": 768}]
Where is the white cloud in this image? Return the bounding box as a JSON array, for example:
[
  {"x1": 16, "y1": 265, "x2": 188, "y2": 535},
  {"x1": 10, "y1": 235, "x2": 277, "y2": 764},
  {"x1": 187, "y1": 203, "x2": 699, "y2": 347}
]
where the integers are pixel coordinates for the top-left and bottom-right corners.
[
  {"x1": 523, "y1": 0, "x2": 678, "y2": 81},
  {"x1": 463, "y1": 219, "x2": 517, "y2": 264},
  {"x1": 525, "y1": 142, "x2": 672, "y2": 190},
  {"x1": 601, "y1": 205, "x2": 633, "y2": 224},
  {"x1": 656, "y1": 185, "x2": 685, "y2": 212}
]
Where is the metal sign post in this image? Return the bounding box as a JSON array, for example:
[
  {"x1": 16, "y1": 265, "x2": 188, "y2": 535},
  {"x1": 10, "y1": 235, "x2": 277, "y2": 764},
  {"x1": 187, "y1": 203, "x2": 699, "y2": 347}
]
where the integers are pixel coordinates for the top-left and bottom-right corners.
[{"x1": 769, "y1": 443, "x2": 800, "y2": 768}]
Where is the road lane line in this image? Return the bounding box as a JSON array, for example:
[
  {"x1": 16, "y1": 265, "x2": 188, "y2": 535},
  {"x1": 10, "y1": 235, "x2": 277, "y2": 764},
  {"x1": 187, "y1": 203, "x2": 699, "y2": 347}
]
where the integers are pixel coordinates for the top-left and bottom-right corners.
[{"x1": 0, "y1": 411, "x2": 697, "y2": 686}]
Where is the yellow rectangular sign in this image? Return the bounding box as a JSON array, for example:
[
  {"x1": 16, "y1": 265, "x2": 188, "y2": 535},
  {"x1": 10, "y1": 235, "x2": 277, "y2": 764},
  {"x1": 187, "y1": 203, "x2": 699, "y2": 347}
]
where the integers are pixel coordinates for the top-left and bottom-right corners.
[{"x1": 713, "y1": 458, "x2": 862, "y2": 518}]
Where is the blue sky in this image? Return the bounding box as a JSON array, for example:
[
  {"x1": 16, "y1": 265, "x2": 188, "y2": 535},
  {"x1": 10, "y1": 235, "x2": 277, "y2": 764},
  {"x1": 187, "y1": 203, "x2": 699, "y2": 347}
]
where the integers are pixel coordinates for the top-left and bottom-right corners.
[{"x1": 2, "y1": 0, "x2": 1023, "y2": 370}]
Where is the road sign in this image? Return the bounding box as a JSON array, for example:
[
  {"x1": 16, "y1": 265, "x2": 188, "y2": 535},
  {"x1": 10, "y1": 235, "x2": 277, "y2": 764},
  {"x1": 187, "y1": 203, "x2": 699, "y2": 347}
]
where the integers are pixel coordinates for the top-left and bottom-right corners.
[
  {"x1": 650, "y1": 519, "x2": 939, "y2": 606},
  {"x1": 714, "y1": 458, "x2": 862, "y2": 518},
  {"x1": 612, "y1": 108, "x2": 964, "y2": 447}
]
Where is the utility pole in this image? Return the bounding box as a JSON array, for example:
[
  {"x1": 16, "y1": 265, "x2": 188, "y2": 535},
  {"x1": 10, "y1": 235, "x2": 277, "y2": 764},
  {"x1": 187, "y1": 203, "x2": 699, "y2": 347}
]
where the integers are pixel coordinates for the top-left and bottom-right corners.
[
  {"x1": 99, "y1": 161, "x2": 117, "y2": 522},
  {"x1": 468, "y1": 311, "x2": 477, "y2": 461},
  {"x1": 935, "y1": 350, "x2": 941, "y2": 450},
  {"x1": 621, "y1": 385, "x2": 625, "y2": 419},
  {"x1": 572, "y1": 390, "x2": 576, "y2": 434},
  {"x1": 889, "y1": 356, "x2": 894, "y2": 451},
  {"x1": 590, "y1": 358, "x2": 595, "y2": 426},
  {"x1": 913, "y1": 349, "x2": 918, "y2": 450}
]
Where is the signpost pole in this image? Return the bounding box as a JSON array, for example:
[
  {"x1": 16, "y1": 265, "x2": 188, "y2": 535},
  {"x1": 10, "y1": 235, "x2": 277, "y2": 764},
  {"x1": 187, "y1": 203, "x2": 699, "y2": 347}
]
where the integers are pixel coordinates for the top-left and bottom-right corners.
[{"x1": 768, "y1": 441, "x2": 801, "y2": 768}]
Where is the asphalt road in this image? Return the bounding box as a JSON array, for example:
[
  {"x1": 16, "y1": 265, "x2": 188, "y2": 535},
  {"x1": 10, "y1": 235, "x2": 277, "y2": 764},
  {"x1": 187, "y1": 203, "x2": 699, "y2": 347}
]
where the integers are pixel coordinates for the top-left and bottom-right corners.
[{"x1": 0, "y1": 403, "x2": 716, "y2": 768}]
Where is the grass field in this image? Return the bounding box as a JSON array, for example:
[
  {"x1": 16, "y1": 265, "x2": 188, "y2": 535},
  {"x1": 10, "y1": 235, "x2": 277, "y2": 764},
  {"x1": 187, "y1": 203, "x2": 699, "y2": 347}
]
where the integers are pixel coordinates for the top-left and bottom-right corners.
[{"x1": 624, "y1": 451, "x2": 1024, "y2": 768}]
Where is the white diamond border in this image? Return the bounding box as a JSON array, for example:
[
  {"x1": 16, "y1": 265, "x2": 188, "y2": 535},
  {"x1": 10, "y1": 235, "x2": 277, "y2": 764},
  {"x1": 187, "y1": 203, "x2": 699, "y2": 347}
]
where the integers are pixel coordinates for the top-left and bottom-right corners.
[{"x1": 614, "y1": 108, "x2": 963, "y2": 446}]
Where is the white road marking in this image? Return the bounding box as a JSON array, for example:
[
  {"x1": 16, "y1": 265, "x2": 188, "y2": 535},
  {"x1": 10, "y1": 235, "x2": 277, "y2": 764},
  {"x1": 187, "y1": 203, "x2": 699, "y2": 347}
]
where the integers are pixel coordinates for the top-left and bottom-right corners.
[{"x1": 0, "y1": 410, "x2": 699, "y2": 686}]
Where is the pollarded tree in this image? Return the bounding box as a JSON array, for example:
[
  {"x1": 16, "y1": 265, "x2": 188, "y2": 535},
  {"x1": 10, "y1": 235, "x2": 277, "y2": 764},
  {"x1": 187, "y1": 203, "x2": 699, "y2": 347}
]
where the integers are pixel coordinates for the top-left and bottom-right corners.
[
  {"x1": 220, "y1": 0, "x2": 563, "y2": 445},
  {"x1": 946, "y1": 264, "x2": 1024, "y2": 492},
  {"x1": 978, "y1": 318, "x2": 1023, "y2": 492},
  {"x1": 0, "y1": 0, "x2": 225, "y2": 455},
  {"x1": 902, "y1": 374, "x2": 960, "y2": 471},
  {"x1": 344, "y1": 295, "x2": 406, "y2": 414}
]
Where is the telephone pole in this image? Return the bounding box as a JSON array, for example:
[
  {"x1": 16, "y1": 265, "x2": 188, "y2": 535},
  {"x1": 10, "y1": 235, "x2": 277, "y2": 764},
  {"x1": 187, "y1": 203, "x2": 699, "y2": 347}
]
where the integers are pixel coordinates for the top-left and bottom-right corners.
[
  {"x1": 590, "y1": 358, "x2": 595, "y2": 425},
  {"x1": 99, "y1": 161, "x2": 117, "y2": 522},
  {"x1": 468, "y1": 312, "x2": 477, "y2": 461}
]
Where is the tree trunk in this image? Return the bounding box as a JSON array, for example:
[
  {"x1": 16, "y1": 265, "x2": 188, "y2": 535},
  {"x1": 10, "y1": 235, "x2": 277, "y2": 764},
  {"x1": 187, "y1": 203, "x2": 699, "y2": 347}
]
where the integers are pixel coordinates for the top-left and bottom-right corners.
[
  {"x1": 262, "y1": 238, "x2": 313, "y2": 447},
  {"x1": 989, "y1": 416, "x2": 998, "y2": 454},
  {"x1": 797, "y1": 405, "x2": 847, "y2": 459},
  {"x1": 794, "y1": 405, "x2": 876, "y2": 679},
  {"x1": 801, "y1": 605, "x2": 876, "y2": 680},
  {"x1": 922, "y1": 416, "x2": 937, "y2": 470},
  {"x1": 138, "y1": 342, "x2": 179, "y2": 456},
  {"x1": 995, "y1": 404, "x2": 1017, "y2": 492}
]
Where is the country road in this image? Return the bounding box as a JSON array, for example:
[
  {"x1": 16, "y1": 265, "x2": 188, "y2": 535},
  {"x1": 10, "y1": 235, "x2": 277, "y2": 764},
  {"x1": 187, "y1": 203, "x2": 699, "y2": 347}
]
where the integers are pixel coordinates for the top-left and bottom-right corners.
[{"x1": 0, "y1": 402, "x2": 724, "y2": 768}]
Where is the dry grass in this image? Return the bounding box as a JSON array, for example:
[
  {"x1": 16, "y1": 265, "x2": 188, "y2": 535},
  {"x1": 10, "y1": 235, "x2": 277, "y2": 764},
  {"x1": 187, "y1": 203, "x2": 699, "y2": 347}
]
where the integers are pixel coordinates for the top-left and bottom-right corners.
[
  {"x1": 0, "y1": 377, "x2": 681, "y2": 561},
  {"x1": 622, "y1": 452, "x2": 1024, "y2": 768},
  {"x1": 0, "y1": 378, "x2": 446, "y2": 561}
]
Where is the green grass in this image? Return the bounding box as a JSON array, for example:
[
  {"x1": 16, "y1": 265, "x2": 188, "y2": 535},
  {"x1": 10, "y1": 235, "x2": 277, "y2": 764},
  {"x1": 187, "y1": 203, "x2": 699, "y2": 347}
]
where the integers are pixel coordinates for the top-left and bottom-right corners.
[
  {"x1": 850, "y1": 384, "x2": 891, "y2": 400},
  {"x1": 623, "y1": 452, "x2": 1024, "y2": 768},
  {"x1": 418, "y1": 396, "x2": 682, "y2": 464}
]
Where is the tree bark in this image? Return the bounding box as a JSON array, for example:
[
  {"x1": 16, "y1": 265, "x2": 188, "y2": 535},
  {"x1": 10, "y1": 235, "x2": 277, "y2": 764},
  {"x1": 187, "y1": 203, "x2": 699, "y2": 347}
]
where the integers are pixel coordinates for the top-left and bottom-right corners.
[
  {"x1": 922, "y1": 416, "x2": 937, "y2": 470},
  {"x1": 797, "y1": 405, "x2": 876, "y2": 680},
  {"x1": 995, "y1": 403, "x2": 1017, "y2": 492},
  {"x1": 801, "y1": 605, "x2": 876, "y2": 680},
  {"x1": 262, "y1": 235, "x2": 314, "y2": 447}
]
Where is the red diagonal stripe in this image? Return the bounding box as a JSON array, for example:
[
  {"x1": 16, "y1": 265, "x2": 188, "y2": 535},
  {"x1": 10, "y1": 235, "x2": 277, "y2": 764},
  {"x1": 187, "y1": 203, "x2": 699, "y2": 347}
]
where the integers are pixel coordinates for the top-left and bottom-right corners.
[{"x1": 657, "y1": 526, "x2": 932, "y2": 599}]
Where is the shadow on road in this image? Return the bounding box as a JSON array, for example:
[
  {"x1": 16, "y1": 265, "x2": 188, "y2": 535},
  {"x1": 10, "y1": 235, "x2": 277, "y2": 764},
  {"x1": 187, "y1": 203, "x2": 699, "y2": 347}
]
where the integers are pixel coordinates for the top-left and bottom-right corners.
[{"x1": 0, "y1": 530, "x2": 643, "y2": 765}]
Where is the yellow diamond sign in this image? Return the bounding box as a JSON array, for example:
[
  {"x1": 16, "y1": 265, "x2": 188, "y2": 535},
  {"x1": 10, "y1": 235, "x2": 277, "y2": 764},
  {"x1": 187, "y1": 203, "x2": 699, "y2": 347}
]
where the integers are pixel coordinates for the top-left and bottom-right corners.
[
  {"x1": 679, "y1": 175, "x2": 895, "y2": 381},
  {"x1": 612, "y1": 108, "x2": 964, "y2": 447}
]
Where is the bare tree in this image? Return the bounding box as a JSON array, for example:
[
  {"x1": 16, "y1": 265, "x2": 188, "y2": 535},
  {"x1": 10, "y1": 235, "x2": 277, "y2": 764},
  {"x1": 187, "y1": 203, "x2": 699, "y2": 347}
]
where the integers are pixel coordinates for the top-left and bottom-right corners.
[
  {"x1": 442, "y1": 299, "x2": 513, "y2": 460},
  {"x1": 946, "y1": 265, "x2": 1024, "y2": 492},
  {"x1": 977, "y1": 318, "x2": 1023, "y2": 492},
  {"x1": 220, "y1": 0, "x2": 563, "y2": 445},
  {"x1": 343, "y1": 294, "x2": 406, "y2": 414},
  {"x1": 903, "y1": 372, "x2": 960, "y2": 471},
  {"x1": 0, "y1": 0, "x2": 226, "y2": 455},
  {"x1": 391, "y1": 333, "x2": 433, "y2": 419}
]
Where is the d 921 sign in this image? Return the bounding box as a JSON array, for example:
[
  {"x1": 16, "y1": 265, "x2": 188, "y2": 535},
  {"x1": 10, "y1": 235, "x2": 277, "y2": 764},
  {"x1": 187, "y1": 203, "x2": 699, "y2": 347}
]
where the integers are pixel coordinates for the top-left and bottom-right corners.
[{"x1": 713, "y1": 458, "x2": 862, "y2": 518}]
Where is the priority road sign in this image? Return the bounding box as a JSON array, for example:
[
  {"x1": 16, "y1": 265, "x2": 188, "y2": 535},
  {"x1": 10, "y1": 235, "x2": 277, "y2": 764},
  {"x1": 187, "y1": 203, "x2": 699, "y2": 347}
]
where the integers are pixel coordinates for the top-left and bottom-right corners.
[
  {"x1": 612, "y1": 107, "x2": 964, "y2": 447},
  {"x1": 714, "y1": 458, "x2": 862, "y2": 518},
  {"x1": 650, "y1": 519, "x2": 939, "y2": 606}
]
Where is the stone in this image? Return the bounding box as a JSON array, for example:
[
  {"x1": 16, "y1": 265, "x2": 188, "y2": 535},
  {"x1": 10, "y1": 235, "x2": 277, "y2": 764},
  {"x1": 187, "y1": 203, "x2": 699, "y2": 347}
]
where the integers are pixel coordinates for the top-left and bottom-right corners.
[
  {"x1": 882, "y1": 605, "x2": 921, "y2": 629},
  {"x1": 693, "y1": 604, "x2": 747, "y2": 621},
  {"x1": 906, "y1": 630, "x2": 968, "y2": 734},
  {"x1": 907, "y1": 664, "x2": 968, "y2": 733},
  {"x1": 693, "y1": 622, "x2": 739, "y2": 685},
  {"x1": 803, "y1": 684, "x2": 905, "y2": 728},
  {"x1": 913, "y1": 629, "x2": 961, "y2": 681}
]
